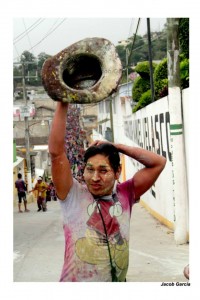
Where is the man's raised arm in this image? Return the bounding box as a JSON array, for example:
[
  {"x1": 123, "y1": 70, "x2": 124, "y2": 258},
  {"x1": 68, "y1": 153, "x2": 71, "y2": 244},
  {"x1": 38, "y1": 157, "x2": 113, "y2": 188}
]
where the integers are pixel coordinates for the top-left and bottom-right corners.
[
  {"x1": 115, "y1": 143, "x2": 166, "y2": 200},
  {"x1": 48, "y1": 102, "x2": 73, "y2": 200}
]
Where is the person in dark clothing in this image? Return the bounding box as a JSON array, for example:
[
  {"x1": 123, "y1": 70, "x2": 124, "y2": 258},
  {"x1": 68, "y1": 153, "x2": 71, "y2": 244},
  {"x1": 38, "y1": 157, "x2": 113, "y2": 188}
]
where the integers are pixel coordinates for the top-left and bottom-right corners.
[{"x1": 15, "y1": 173, "x2": 30, "y2": 213}]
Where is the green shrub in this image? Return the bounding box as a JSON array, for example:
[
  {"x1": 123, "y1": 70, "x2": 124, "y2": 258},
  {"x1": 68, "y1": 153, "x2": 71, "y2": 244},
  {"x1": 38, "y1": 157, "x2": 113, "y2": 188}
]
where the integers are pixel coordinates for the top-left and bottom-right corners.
[
  {"x1": 133, "y1": 89, "x2": 152, "y2": 112},
  {"x1": 132, "y1": 76, "x2": 150, "y2": 102},
  {"x1": 158, "y1": 80, "x2": 168, "y2": 98},
  {"x1": 154, "y1": 58, "x2": 168, "y2": 80},
  {"x1": 154, "y1": 58, "x2": 168, "y2": 99},
  {"x1": 180, "y1": 58, "x2": 189, "y2": 88},
  {"x1": 132, "y1": 53, "x2": 189, "y2": 113},
  {"x1": 179, "y1": 18, "x2": 189, "y2": 59},
  {"x1": 134, "y1": 61, "x2": 156, "y2": 79},
  {"x1": 133, "y1": 102, "x2": 141, "y2": 113}
]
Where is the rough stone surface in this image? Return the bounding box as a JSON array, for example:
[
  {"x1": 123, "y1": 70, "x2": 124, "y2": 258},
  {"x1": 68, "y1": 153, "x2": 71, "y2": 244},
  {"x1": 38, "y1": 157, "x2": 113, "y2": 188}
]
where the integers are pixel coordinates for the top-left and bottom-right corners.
[{"x1": 42, "y1": 37, "x2": 122, "y2": 104}]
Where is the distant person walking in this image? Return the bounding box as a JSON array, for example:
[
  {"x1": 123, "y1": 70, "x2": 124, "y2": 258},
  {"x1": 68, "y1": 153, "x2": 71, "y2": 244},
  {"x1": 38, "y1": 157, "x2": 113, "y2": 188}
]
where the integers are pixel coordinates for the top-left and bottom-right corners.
[
  {"x1": 49, "y1": 181, "x2": 57, "y2": 201},
  {"x1": 15, "y1": 173, "x2": 30, "y2": 213},
  {"x1": 29, "y1": 176, "x2": 48, "y2": 212}
]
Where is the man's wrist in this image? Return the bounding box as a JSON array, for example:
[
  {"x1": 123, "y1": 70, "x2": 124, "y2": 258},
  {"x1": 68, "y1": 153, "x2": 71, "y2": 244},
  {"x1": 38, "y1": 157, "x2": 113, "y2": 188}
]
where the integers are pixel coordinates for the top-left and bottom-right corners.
[
  {"x1": 115, "y1": 143, "x2": 123, "y2": 153},
  {"x1": 57, "y1": 101, "x2": 69, "y2": 112}
]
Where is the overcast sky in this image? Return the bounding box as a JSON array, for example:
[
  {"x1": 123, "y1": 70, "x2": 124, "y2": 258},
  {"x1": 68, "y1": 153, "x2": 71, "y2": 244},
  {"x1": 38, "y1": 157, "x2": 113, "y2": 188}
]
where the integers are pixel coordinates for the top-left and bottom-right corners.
[{"x1": 13, "y1": 18, "x2": 166, "y2": 61}]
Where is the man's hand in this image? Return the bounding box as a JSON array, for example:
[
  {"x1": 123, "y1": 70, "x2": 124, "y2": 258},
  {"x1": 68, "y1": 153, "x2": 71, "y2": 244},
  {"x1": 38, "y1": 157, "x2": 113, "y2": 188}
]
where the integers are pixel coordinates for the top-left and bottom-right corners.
[{"x1": 90, "y1": 140, "x2": 113, "y2": 147}]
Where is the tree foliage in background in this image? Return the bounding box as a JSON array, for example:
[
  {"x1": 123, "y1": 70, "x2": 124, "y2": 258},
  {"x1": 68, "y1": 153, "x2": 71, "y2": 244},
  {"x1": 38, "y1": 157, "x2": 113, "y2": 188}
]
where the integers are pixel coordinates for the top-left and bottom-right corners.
[
  {"x1": 132, "y1": 61, "x2": 155, "y2": 111},
  {"x1": 133, "y1": 89, "x2": 152, "y2": 112},
  {"x1": 13, "y1": 18, "x2": 189, "y2": 106},
  {"x1": 132, "y1": 18, "x2": 189, "y2": 113},
  {"x1": 132, "y1": 76, "x2": 150, "y2": 103},
  {"x1": 154, "y1": 58, "x2": 168, "y2": 100},
  {"x1": 179, "y1": 18, "x2": 189, "y2": 59},
  {"x1": 180, "y1": 56, "x2": 189, "y2": 89},
  {"x1": 37, "y1": 52, "x2": 52, "y2": 82},
  {"x1": 14, "y1": 27, "x2": 168, "y2": 88},
  {"x1": 116, "y1": 29, "x2": 167, "y2": 84},
  {"x1": 134, "y1": 61, "x2": 157, "y2": 79},
  {"x1": 13, "y1": 51, "x2": 52, "y2": 91},
  {"x1": 133, "y1": 56, "x2": 189, "y2": 112}
]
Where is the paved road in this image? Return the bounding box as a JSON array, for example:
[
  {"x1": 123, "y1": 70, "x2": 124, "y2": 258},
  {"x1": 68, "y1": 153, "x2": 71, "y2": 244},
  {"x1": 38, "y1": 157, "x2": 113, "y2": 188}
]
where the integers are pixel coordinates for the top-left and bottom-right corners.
[
  {"x1": 13, "y1": 200, "x2": 189, "y2": 282},
  {"x1": 128, "y1": 205, "x2": 189, "y2": 282},
  {"x1": 14, "y1": 200, "x2": 64, "y2": 282}
]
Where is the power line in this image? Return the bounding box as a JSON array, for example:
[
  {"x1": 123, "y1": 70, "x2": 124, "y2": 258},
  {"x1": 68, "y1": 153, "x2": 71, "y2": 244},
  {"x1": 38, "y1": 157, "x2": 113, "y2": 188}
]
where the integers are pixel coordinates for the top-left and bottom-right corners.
[
  {"x1": 44, "y1": 18, "x2": 61, "y2": 36},
  {"x1": 127, "y1": 18, "x2": 141, "y2": 66},
  {"x1": 129, "y1": 31, "x2": 167, "y2": 56},
  {"x1": 28, "y1": 18, "x2": 67, "y2": 52},
  {"x1": 14, "y1": 18, "x2": 67, "y2": 61},
  {"x1": 121, "y1": 30, "x2": 167, "y2": 73},
  {"x1": 128, "y1": 18, "x2": 135, "y2": 39},
  {"x1": 14, "y1": 19, "x2": 45, "y2": 44},
  {"x1": 14, "y1": 18, "x2": 44, "y2": 41},
  {"x1": 22, "y1": 19, "x2": 33, "y2": 51},
  {"x1": 122, "y1": 18, "x2": 166, "y2": 70}
]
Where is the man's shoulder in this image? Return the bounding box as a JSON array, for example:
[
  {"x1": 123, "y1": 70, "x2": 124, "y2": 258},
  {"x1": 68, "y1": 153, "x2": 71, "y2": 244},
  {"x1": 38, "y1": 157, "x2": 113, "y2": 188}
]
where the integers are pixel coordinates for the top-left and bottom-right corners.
[
  {"x1": 58, "y1": 179, "x2": 90, "y2": 204},
  {"x1": 116, "y1": 178, "x2": 134, "y2": 197},
  {"x1": 67, "y1": 179, "x2": 89, "y2": 199},
  {"x1": 117, "y1": 178, "x2": 133, "y2": 188},
  {"x1": 117, "y1": 177, "x2": 139, "y2": 204}
]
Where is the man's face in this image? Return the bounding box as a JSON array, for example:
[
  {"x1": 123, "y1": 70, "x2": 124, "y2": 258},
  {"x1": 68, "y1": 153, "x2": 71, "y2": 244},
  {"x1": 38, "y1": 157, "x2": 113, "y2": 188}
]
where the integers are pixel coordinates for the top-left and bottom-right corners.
[{"x1": 83, "y1": 154, "x2": 120, "y2": 197}]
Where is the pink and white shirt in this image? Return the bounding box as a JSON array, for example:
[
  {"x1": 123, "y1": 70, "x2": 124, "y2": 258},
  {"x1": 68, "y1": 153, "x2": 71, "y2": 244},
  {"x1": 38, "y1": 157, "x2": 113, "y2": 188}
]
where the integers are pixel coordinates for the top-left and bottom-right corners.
[{"x1": 58, "y1": 178, "x2": 138, "y2": 282}]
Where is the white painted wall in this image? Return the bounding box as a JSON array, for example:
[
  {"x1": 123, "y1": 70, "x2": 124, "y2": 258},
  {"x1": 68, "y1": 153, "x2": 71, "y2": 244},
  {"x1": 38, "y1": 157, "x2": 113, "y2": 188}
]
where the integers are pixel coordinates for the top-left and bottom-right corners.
[
  {"x1": 95, "y1": 84, "x2": 189, "y2": 237},
  {"x1": 122, "y1": 96, "x2": 175, "y2": 224}
]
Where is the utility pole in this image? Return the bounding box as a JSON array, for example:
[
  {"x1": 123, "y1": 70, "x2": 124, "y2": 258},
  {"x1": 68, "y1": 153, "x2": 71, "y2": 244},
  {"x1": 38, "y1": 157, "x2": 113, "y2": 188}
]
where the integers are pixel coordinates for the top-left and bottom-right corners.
[
  {"x1": 14, "y1": 59, "x2": 38, "y2": 191},
  {"x1": 109, "y1": 97, "x2": 114, "y2": 142},
  {"x1": 126, "y1": 48, "x2": 129, "y2": 99},
  {"x1": 147, "y1": 18, "x2": 155, "y2": 102},
  {"x1": 22, "y1": 61, "x2": 32, "y2": 192},
  {"x1": 167, "y1": 18, "x2": 188, "y2": 244}
]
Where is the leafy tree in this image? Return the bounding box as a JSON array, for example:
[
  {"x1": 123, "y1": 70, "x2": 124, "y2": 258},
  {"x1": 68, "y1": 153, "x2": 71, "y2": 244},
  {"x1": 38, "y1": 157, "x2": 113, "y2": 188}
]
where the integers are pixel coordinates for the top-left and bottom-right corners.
[
  {"x1": 116, "y1": 29, "x2": 167, "y2": 85},
  {"x1": 13, "y1": 65, "x2": 22, "y2": 94},
  {"x1": 13, "y1": 51, "x2": 52, "y2": 89},
  {"x1": 151, "y1": 31, "x2": 167, "y2": 60},
  {"x1": 179, "y1": 18, "x2": 189, "y2": 58},
  {"x1": 37, "y1": 52, "x2": 51, "y2": 69},
  {"x1": 20, "y1": 50, "x2": 36, "y2": 64},
  {"x1": 128, "y1": 35, "x2": 148, "y2": 65},
  {"x1": 19, "y1": 50, "x2": 38, "y2": 86},
  {"x1": 37, "y1": 52, "x2": 52, "y2": 82}
]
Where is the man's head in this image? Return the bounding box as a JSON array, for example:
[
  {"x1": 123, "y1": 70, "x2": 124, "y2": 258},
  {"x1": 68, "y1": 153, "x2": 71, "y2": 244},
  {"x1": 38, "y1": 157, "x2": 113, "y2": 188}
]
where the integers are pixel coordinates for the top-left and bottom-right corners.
[
  {"x1": 83, "y1": 143, "x2": 121, "y2": 197},
  {"x1": 37, "y1": 176, "x2": 42, "y2": 183},
  {"x1": 17, "y1": 173, "x2": 22, "y2": 179},
  {"x1": 84, "y1": 143, "x2": 120, "y2": 172}
]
